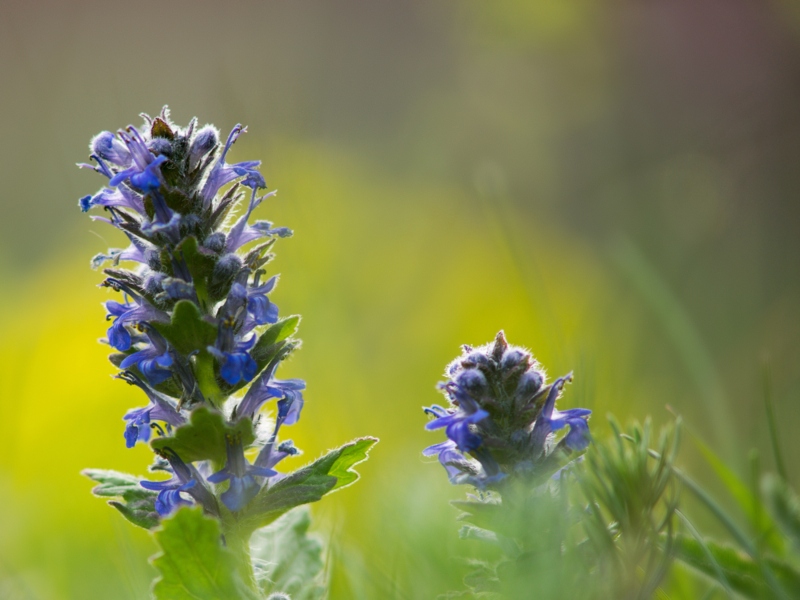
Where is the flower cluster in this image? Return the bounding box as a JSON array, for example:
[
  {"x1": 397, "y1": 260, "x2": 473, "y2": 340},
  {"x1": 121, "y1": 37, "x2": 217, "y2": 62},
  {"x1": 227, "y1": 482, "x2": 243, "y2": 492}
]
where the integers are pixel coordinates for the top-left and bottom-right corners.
[
  {"x1": 423, "y1": 331, "x2": 591, "y2": 489},
  {"x1": 80, "y1": 108, "x2": 305, "y2": 518}
]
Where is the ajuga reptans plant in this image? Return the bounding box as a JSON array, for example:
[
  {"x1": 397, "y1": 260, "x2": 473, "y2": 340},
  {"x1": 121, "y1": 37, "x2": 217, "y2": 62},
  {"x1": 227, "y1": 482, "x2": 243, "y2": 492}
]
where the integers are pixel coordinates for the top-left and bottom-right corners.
[
  {"x1": 424, "y1": 332, "x2": 680, "y2": 599},
  {"x1": 78, "y1": 107, "x2": 376, "y2": 599}
]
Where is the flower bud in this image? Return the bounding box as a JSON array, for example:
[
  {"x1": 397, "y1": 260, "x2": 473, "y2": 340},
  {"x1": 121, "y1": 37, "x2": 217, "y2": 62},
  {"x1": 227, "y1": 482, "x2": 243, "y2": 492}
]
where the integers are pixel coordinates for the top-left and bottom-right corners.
[
  {"x1": 461, "y1": 351, "x2": 490, "y2": 370},
  {"x1": 455, "y1": 368, "x2": 487, "y2": 397},
  {"x1": 91, "y1": 131, "x2": 131, "y2": 166},
  {"x1": 189, "y1": 125, "x2": 218, "y2": 168},
  {"x1": 501, "y1": 348, "x2": 528, "y2": 372},
  {"x1": 147, "y1": 137, "x2": 172, "y2": 157},
  {"x1": 210, "y1": 253, "x2": 243, "y2": 300},
  {"x1": 203, "y1": 232, "x2": 226, "y2": 254},
  {"x1": 515, "y1": 370, "x2": 544, "y2": 400}
]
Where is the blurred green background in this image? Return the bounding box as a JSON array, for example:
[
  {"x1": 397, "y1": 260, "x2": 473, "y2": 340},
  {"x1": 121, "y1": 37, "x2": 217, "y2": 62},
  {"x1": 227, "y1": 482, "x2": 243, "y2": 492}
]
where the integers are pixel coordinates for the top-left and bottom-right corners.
[{"x1": 2, "y1": 0, "x2": 800, "y2": 597}]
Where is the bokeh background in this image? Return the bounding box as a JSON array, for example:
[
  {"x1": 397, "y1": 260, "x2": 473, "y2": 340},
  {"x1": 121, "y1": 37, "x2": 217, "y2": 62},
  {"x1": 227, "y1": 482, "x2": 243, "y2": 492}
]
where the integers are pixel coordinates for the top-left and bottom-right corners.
[{"x1": 2, "y1": 0, "x2": 800, "y2": 597}]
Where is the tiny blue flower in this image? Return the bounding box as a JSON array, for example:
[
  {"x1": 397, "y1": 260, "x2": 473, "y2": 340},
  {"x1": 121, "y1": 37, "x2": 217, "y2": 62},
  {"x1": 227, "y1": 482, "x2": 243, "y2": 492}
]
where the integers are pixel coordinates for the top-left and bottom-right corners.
[
  {"x1": 424, "y1": 405, "x2": 488, "y2": 453},
  {"x1": 208, "y1": 434, "x2": 276, "y2": 512},
  {"x1": 140, "y1": 477, "x2": 196, "y2": 516},
  {"x1": 200, "y1": 124, "x2": 262, "y2": 208},
  {"x1": 247, "y1": 275, "x2": 279, "y2": 326}
]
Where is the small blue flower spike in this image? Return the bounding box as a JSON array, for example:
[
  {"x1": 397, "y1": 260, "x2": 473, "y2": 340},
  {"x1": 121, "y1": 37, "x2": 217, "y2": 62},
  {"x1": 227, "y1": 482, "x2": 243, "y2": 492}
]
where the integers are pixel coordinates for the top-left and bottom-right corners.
[{"x1": 423, "y1": 331, "x2": 591, "y2": 490}]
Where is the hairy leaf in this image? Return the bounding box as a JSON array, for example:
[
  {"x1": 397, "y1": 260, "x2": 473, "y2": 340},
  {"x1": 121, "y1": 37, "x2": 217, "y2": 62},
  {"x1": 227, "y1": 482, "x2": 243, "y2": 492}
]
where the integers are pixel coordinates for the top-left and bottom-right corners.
[
  {"x1": 252, "y1": 507, "x2": 325, "y2": 600},
  {"x1": 152, "y1": 507, "x2": 260, "y2": 600},
  {"x1": 152, "y1": 299, "x2": 217, "y2": 356},
  {"x1": 151, "y1": 406, "x2": 255, "y2": 464},
  {"x1": 83, "y1": 468, "x2": 158, "y2": 530},
  {"x1": 237, "y1": 437, "x2": 377, "y2": 534}
]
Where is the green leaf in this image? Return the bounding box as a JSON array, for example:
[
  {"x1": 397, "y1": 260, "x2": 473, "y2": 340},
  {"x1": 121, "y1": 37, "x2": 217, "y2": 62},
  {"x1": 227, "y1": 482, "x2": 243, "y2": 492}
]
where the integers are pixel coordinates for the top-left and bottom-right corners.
[
  {"x1": 152, "y1": 299, "x2": 217, "y2": 356},
  {"x1": 83, "y1": 468, "x2": 159, "y2": 530},
  {"x1": 152, "y1": 507, "x2": 260, "y2": 600},
  {"x1": 175, "y1": 236, "x2": 216, "y2": 309},
  {"x1": 673, "y1": 534, "x2": 800, "y2": 599},
  {"x1": 251, "y1": 507, "x2": 325, "y2": 600},
  {"x1": 451, "y1": 501, "x2": 517, "y2": 538},
  {"x1": 236, "y1": 437, "x2": 377, "y2": 534},
  {"x1": 763, "y1": 474, "x2": 800, "y2": 552},
  {"x1": 151, "y1": 406, "x2": 255, "y2": 464}
]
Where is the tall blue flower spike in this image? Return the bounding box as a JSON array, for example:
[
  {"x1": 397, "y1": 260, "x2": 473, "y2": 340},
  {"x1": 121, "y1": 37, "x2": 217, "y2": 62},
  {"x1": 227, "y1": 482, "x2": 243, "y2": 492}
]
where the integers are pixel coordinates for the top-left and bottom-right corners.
[
  {"x1": 423, "y1": 331, "x2": 591, "y2": 489},
  {"x1": 79, "y1": 109, "x2": 376, "y2": 554}
]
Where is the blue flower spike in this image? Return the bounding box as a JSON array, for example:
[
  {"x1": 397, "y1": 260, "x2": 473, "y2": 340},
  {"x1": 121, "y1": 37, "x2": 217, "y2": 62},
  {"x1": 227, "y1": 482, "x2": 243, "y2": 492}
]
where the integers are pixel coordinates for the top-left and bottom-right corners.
[
  {"x1": 78, "y1": 108, "x2": 304, "y2": 521},
  {"x1": 423, "y1": 331, "x2": 591, "y2": 490}
]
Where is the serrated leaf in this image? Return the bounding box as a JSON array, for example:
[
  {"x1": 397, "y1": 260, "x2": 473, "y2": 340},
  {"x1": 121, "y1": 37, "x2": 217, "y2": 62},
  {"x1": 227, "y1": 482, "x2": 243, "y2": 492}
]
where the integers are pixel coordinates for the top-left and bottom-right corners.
[
  {"x1": 236, "y1": 437, "x2": 377, "y2": 534},
  {"x1": 251, "y1": 507, "x2": 325, "y2": 600},
  {"x1": 83, "y1": 468, "x2": 159, "y2": 529},
  {"x1": 673, "y1": 534, "x2": 800, "y2": 598},
  {"x1": 251, "y1": 316, "x2": 300, "y2": 361},
  {"x1": 175, "y1": 236, "x2": 216, "y2": 309},
  {"x1": 152, "y1": 299, "x2": 217, "y2": 356},
  {"x1": 151, "y1": 406, "x2": 255, "y2": 464},
  {"x1": 152, "y1": 507, "x2": 260, "y2": 600},
  {"x1": 452, "y1": 501, "x2": 517, "y2": 538}
]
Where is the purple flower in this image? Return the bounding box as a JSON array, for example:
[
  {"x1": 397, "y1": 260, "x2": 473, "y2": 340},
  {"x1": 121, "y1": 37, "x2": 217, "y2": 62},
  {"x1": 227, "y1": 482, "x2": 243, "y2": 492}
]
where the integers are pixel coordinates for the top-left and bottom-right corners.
[
  {"x1": 208, "y1": 434, "x2": 276, "y2": 512},
  {"x1": 119, "y1": 372, "x2": 185, "y2": 448},
  {"x1": 247, "y1": 275, "x2": 279, "y2": 326},
  {"x1": 424, "y1": 404, "x2": 488, "y2": 453},
  {"x1": 271, "y1": 378, "x2": 306, "y2": 426},
  {"x1": 225, "y1": 188, "x2": 292, "y2": 253},
  {"x1": 529, "y1": 374, "x2": 591, "y2": 455},
  {"x1": 103, "y1": 290, "x2": 166, "y2": 352},
  {"x1": 91, "y1": 131, "x2": 133, "y2": 167},
  {"x1": 200, "y1": 124, "x2": 263, "y2": 209},
  {"x1": 120, "y1": 345, "x2": 173, "y2": 386},
  {"x1": 140, "y1": 477, "x2": 196, "y2": 516},
  {"x1": 208, "y1": 345, "x2": 258, "y2": 386}
]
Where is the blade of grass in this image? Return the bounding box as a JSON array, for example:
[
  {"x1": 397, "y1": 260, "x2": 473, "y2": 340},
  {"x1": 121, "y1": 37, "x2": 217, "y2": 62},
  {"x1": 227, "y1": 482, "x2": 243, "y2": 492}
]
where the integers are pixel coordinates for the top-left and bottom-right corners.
[
  {"x1": 762, "y1": 361, "x2": 787, "y2": 483},
  {"x1": 612, "y1": 238, "x2": 735, "y2": 458}
]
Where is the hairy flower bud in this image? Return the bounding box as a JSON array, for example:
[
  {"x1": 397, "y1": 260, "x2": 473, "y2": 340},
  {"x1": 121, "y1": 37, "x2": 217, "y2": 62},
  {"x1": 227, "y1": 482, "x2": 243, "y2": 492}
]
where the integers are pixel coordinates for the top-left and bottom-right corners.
[
  {"x1": 189, "y1": 125, "x2": 218, "y2": 169},
  {"x1": 210, "y1": 253, "x2": 243, "y2": 301},
  {"x1": 424, "y1": 332, "x2": 591, "y2": 489}
]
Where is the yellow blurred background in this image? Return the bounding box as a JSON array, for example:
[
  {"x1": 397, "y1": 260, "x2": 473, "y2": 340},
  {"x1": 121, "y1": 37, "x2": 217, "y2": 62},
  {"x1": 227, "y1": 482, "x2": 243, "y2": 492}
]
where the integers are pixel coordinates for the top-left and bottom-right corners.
[{"x1": 2, "y1": 1, "x2": 800, "y2": 597}]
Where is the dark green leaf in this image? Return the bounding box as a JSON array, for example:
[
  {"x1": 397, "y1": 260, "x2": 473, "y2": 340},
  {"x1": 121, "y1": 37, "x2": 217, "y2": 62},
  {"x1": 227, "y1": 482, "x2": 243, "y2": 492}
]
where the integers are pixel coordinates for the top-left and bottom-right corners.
[
  {"x1": 175, "y1": 236, "x2": 216, "y2": 308},
  {"x1": 251, "y1": 507, "x2": 325, "y2": 600},
  {"x1": 151, "y1": 406, "x2": 255, "y2": 464},
  {"x1": 252, "y1": 316, "x2": 300, "y2": 360},
  {"x1": 152, "y1": 507, "x2": 260, "y2": 600},
  {"x1": 237, "y1": 437, "x2": 377, "y2": 534},
  {"x1": 152, "y1": 299, "x2": 217, "y2": 356},
  {"x1": 83, "y1": 468, "x2": 159, "y2": 530}
]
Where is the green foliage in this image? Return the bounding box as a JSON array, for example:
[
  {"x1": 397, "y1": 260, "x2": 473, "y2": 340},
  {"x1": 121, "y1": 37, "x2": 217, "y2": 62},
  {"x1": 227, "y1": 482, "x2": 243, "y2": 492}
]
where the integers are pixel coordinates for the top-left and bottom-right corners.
[
  {"x1": 152, "y1": 299, "x2": 217, "y2": 356},
  {"x1": 82, "y1": 468, "x2": 159, "y2": 530},
  {"x1": 150, "y1": 406, "x2": 255, "y2": 465},
  {"x1": 252, "y1": 507, "x2": 326, "y2": 600},
  {"x1": 235, "y1": 437, "x2": 378, "y2": 535},
  {"x1": 763, "y1": 474, "x2": 800, "y2": 553},
  {"x1": 175, "y1": 236, "x2": 216, "y2": 309},
  {"x1": 151, "y1": 507, "x2": 261, "y2": 600},
  {"x1": 446, "y1": 418, "x2": 682, "y2": 599},
  {"x1": 673, "y1": 534, "x2": 800, "y2": 599}
]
